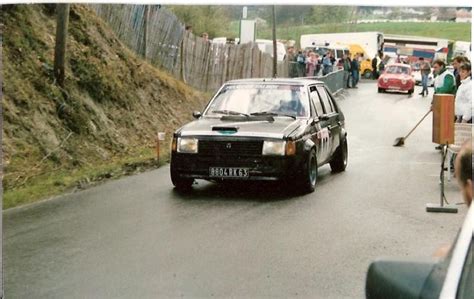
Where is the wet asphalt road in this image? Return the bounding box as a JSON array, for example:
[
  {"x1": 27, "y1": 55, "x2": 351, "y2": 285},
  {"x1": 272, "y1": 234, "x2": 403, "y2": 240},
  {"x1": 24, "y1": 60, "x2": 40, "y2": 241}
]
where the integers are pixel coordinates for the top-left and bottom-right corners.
[{"x1": 3, "y1": 82, "x2": 468, "y2": 298}]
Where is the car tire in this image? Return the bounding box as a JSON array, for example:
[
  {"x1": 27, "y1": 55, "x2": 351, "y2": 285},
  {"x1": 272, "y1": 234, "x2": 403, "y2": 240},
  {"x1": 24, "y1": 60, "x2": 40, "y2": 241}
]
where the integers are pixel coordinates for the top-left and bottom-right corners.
[
  {"x1": 298, "y1": 148, "x2": 318, "y2": 193},
  {"x1": 378, "y1": 88, "x2": 385, "y2": 93},
  {"x1": 330, "y1": 137, "x2": 348, "y2": 172},
  {"x1": 171, "y1": 170, "x2": 194, "y2": 190},
  {"x1": 408, "y1": 88, "x2": 414, "y2": 95}
]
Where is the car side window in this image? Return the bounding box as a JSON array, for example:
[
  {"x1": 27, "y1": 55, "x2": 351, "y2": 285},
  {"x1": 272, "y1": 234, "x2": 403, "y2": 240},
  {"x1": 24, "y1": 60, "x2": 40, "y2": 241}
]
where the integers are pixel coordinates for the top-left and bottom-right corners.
[
  {"x1": 316, "y1": 86, "x2": 334, "y2": 114},
  {"x1": 309, "y1": 86, "x2": 323, "y2": 116}
]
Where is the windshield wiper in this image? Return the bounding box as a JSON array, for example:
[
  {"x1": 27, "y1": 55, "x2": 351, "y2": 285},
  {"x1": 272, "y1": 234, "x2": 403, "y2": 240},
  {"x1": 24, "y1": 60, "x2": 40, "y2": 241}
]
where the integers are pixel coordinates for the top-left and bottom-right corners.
[
  {"x1": 211, "y1": 109, "x2": 249, "y2": 117},
  {"x1": 250, "y1": 111, "x2": 296, "y2": 119}
]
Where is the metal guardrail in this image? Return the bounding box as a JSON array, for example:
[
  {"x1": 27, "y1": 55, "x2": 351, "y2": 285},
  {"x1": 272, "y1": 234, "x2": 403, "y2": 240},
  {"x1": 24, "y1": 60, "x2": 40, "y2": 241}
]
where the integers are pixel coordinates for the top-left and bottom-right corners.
[{"x1": 297, "y1": 69, "x2": 346, "y2": 95}]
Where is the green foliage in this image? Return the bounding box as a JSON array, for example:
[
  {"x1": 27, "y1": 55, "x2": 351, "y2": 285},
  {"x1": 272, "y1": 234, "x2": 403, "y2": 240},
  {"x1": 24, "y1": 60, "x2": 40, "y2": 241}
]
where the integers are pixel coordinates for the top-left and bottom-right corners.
[
  {"x1": 167, "y1": 5, "x2": 232, "y2": 38},
  {"x1": 311, "y1": 6, "x2": 352, "y2": 25}
]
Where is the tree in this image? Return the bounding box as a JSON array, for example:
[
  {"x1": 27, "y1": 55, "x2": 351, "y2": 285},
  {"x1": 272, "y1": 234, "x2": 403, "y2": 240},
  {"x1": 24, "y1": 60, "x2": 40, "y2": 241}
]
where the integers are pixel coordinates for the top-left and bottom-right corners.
[
  {"x1": 54, "y1": 3, "x2": 70, "y2": 87},
  {"x1": 311, "y1": 6, "x2": 351, "y2": 25}
]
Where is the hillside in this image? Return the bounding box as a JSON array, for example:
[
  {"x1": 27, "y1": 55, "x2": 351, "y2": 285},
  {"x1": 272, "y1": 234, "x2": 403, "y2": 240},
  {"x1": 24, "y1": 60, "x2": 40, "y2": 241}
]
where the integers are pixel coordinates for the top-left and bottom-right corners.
[{"x1": 2, "y1": 4, "x2": 209, "y2": 208}]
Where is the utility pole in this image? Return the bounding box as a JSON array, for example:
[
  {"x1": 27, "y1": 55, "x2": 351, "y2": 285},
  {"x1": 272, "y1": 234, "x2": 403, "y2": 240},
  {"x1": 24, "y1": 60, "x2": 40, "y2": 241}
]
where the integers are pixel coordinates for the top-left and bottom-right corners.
[
  {"x1": 272, "y1": 5, "x2": 277, "y2": 78},
  {"x1": 54, "y1": 3, "x2": 70, "y2": 87},
  {"x1": 142, "y1": 5, "x2": 149, "y2": 59}
]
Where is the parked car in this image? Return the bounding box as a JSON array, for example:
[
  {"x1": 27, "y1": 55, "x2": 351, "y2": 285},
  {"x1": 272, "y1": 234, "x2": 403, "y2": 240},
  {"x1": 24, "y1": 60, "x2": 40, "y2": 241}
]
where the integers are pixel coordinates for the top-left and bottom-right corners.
[
  {"x1": 378, "y1": 63, "x2": 415, "y2": 94},
  {"x1": 170, "y1": 78, "x2": 348, "y2": 193},
  {"x1": 366, "y1": 204, "x2": 473, "y2": 299},
  {"x1": 411, "y1": 64, "x2": 435, "y2": 87}
]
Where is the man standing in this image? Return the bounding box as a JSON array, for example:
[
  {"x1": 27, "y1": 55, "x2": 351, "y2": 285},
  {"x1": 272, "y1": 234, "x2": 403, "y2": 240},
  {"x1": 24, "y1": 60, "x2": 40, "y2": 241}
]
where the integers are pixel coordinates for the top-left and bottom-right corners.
[
  {"x1": 343, "y1": 53, "x2": 351, "y2": 88},
  {"x1": 418, "y1": 57, "x2": 431, "y2": 97},
  {"x1": 433, "y1": 59, "x2": 456, "y2": 95},
  {"x1": 322, "y1": 52, "x2": 332, "y2": 76},
  {"x1": 451, "y1": 56, "x2": 469, "y2": 89},
  {"x1": 296, "y1": 50, "x2": 306, "y2": 77},
  {"x1": 351, "y1": 53, "x2": 360, "y2": 88},
  {"x1": 371, "y1": 55, "x2": 378, "y2": 79},
  {"x1": 287, "y1": 46, "x2": 298, "y2": 78}
]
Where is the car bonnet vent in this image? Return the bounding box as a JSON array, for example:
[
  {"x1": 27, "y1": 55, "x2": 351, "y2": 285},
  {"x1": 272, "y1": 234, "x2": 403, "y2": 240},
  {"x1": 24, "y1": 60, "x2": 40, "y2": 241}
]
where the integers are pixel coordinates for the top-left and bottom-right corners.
[{"x1": 212, "y1": 126, "x2": 239, "y2": 132}]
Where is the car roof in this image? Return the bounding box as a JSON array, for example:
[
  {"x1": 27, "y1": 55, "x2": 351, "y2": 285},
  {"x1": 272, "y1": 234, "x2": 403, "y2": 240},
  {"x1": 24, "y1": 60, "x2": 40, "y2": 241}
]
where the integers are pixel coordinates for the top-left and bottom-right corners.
[{"x1": 225, "y1": 78, "x2": 325, "y2": 86}]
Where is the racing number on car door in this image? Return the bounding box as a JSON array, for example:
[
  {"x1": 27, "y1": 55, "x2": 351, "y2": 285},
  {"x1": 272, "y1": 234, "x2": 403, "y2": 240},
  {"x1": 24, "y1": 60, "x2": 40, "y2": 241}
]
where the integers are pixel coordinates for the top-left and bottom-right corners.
[
  {"x1": 316, "y1": 86, "x2": 340, "y2": 155},
  {"x1": 310, "y1": 86, "x2": 332, "y2": 162}
]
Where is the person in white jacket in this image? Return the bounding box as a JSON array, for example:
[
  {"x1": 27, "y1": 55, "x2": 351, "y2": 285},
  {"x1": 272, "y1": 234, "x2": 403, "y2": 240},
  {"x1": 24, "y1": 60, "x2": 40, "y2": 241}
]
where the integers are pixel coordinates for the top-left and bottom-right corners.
[{"x1": 455, "y1": 63, "x2": 472, "y2": 123}]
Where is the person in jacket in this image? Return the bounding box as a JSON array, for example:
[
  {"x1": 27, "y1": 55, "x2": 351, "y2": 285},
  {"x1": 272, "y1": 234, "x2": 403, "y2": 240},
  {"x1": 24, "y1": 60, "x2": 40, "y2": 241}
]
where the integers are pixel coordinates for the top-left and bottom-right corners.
[
  {"x1": 454, "y1": 63, "x2": 472, "y2": 123},
  {"x1": 418, "y1": 57, "x2": 431, "y2": 97},
  {"x1": 296, "y1": 50, "x2": 306, "y2": 77},
  {"x1": 351, "y1": 53, "x2": 360, "y2": 88},
  {"x1": 433, "y1": 59, "x2": 456, "y2": 95},
  {"x1": 451, "y1": 56, "x2": 469, "y2": 89},
  {"x1": 371, "y1": 55, "x2": 378, "y2": 79},
  {"x1": 322, "y1": 52, "x2": 332, "y2": 76},
  {"x1": 343, "y1": 53, "x2": 351, "y2": 88},
  {"x1": 306, "y1": 52, "x2": 318, "y2": 77}
]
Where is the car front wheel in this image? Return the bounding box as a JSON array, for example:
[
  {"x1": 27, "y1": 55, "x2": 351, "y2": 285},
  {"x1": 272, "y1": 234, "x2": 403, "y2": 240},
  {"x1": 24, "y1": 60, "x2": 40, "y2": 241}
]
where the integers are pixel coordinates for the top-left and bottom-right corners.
[
  {"x1": 297, "y1": 148, "x2": 318, "y2": 193},
  {"x1": 330, "y1": 138, "x2": 348, "y2": 172}
]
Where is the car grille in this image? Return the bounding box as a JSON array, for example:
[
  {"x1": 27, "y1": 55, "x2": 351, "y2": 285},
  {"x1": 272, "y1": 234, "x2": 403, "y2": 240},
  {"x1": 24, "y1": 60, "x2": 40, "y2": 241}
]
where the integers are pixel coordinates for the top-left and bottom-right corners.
[{"x1": 199, "y1": 140, "x2": 263, "y2": 157}]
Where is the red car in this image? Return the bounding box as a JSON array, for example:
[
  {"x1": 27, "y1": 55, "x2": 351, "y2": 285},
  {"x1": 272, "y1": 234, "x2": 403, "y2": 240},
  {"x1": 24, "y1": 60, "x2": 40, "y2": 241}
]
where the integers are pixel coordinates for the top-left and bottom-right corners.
[{"x1": 378, "y1": 63, "x2": 415, "y2": 94}]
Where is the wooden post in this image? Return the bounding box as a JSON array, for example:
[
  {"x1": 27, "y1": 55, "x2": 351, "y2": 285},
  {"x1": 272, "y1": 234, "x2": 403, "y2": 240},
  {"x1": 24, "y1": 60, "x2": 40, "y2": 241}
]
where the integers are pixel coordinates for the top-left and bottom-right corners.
[
  {"x1": 142, "y1": 5, "x2": 149, "y2": 59},
  {"x1": 272, "y1": 5, "x2": 277, "y2": 78},
  {"x1": 54, "y1": 3, "x2": 70, "y2": 87}
]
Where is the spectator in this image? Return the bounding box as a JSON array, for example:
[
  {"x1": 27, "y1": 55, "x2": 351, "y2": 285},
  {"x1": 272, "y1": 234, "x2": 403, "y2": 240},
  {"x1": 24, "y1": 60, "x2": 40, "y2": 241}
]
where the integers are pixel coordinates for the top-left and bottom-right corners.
[
  {"x1": 201, "y1": 32, "x2": 209, "y2": 42},
  {"x1": 433, "y1": 59, "x2": 456, "y2": 95},
  {"x1": 351, "y1": 53, "x2": 360, "y2": 88},
  {"x1": 296, "y1": 50, "x2": 306, "y2": 77},
  {"x1": 314, "y1": 54, "x2": 321, "y2": 76},
  {"x1": 322, "y1": 52, "x2": 332, "y2": 76},
  {"x1": 371, "y1": 55, "x2": 378, "y2": 79},
  {"x1": 454, "y1": 63, "x2": 472, "y2": 123},
  {"x1": 306, "y1": 52, "x2": 318, "y2": 77},
  {"x1": 418, "y1": 57, "x2": 431, "y2": 97},
  {"x1": 452, "y1": 56, "x2": 469, "y2": 89},
  {"x1": 378, "y1": 55, "x2": 387, "y2": 74},
  {"x1": 343, "y1": 53, "x2": 351, "y2": 88},
  {"x1": 185, "y1": 25, "x2": 192, "y2": 33},
  {"x1": 287, "y1": 46, "x2": 298, "y2": 78},
  {"x1": 455, "y1": 140, "x2": 473, "y2": 207}
]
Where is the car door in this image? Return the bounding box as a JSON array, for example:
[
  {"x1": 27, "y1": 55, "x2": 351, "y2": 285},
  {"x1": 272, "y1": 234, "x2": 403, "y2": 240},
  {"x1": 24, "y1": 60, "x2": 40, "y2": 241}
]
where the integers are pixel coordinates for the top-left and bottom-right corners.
[
  {"x1": 316, "y1": 85, "x2": 341, "y2": 156},
  {"x1": 309, "y1": 85, "x2": 332, "y2": 163}
]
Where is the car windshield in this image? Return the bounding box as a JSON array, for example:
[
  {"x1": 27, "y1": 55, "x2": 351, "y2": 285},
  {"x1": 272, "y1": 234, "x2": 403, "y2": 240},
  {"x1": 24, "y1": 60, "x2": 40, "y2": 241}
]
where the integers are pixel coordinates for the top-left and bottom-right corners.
[
  {"x1": 205, "y1": 84, "x2": 309, "y2": 117},
  {"x1": 386, "y1": 66, "x2": 410, "y2": 75}
]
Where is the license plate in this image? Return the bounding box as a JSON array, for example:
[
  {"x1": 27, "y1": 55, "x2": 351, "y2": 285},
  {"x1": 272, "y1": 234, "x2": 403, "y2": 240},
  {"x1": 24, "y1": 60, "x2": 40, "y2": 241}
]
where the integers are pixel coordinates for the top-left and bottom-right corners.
[
  {"x1": 388, "y1": 86, "x2": 400, "y2": 90},
  {"x1": 209, "y1": 167, "x2": 249, "y2": 178}
]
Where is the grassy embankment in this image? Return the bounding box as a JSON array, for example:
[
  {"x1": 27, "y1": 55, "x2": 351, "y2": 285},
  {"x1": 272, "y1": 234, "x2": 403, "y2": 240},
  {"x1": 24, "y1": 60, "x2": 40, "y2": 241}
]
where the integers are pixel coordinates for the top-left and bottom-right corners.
[{"x1": 2, "y1": 5, "x2": 209, "y2": 209}]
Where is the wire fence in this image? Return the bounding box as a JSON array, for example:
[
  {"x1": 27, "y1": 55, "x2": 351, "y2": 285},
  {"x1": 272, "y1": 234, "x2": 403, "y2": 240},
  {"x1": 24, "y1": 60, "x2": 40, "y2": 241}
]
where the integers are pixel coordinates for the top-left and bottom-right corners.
[{"x1": 90, "y1": 4, "x2": 289, "y2": 93}]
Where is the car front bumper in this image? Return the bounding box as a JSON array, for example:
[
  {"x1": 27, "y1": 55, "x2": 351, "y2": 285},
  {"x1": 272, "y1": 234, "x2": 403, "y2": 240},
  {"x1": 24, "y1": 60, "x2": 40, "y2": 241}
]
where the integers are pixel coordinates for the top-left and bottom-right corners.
[{"x1": 170, "y1": 152, "x2": 305, "y2": 181}]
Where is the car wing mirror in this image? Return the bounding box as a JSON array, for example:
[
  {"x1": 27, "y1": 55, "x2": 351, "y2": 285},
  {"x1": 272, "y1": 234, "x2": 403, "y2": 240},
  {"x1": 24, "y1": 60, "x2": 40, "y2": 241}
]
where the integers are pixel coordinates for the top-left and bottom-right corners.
[
  {"x1": 192, "y1": 111, "x2": 202, "y2": 119},
  {"x1": 366, "y1": 259, "x2": 436, "y2": 299},
  {"x1": 319, "y1": 115, "x2": 330, "y2": 121}
]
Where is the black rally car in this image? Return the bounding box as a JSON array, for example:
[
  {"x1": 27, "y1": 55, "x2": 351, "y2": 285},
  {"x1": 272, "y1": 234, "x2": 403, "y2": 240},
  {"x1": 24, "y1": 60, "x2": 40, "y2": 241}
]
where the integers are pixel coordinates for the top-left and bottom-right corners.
[{"x1": 170, "y1": 78, "x2": 348, "y2": 193}]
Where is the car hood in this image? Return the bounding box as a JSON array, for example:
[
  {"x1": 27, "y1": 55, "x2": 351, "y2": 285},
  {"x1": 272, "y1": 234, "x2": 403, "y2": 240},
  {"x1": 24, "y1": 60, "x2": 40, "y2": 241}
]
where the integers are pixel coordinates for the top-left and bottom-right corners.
[
  {"x1": 380, "y1": 73, "x2": 412, "y2": 80},
  {"x1": 177, "y1": 116, "x2": 305, "y2": 139}
]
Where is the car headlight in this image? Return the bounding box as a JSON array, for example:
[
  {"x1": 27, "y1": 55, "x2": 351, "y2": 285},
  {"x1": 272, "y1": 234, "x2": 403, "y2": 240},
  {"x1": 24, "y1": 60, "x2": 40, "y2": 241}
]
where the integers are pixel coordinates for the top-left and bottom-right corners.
[
  {"x1": 262, "y1": 140, "x2": 286, "y2": 156},
  {"x1": 177, "y1": 137, "x2": 198, "y2": 153},
  {"x1": 401, "y1": 78, "x2": 407, "y2": 85},
  {"x1": 383, "y1": 77, "x2": 388, "y2": 83}
]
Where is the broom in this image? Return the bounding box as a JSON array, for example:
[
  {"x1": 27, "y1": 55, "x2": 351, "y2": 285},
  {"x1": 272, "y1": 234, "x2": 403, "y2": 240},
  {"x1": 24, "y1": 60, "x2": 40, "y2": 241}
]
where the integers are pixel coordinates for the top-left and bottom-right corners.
[{"x1": 393, "y1": 109, "x2": 432, "y2": 147}]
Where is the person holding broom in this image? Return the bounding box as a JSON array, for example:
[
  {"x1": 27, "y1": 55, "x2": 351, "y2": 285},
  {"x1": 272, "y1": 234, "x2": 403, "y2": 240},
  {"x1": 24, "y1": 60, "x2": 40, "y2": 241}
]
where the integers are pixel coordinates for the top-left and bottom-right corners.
[{"x1": 433, "y1": 59, "x2": 457, "y2": 96}]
